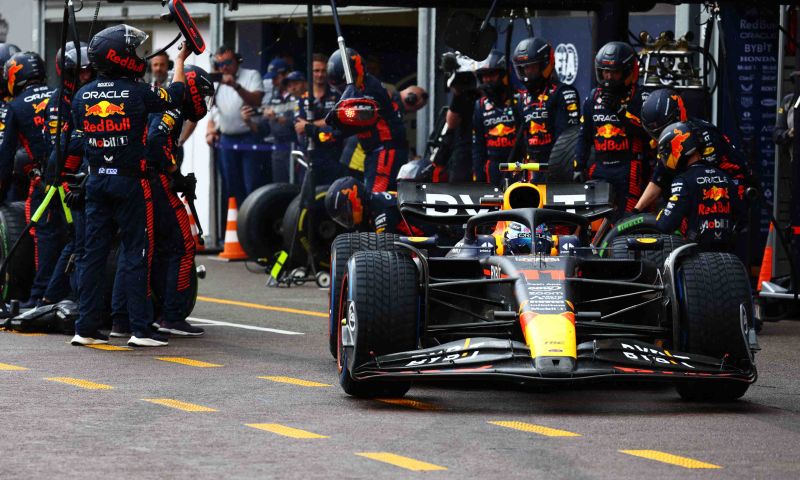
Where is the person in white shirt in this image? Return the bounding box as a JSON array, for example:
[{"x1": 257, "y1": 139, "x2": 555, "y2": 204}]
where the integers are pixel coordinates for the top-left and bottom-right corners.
[{"x1": 205, "y1": 45, "x2": 265, "y2": 207}]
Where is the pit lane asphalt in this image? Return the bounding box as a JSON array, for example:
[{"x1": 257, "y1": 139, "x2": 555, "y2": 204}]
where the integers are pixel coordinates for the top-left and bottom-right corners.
[{"x1": 1, "y1": 255, "x2": 800, "y2": 479}]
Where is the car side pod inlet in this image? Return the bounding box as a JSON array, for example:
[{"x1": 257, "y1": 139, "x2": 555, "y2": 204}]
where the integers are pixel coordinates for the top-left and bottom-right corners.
[{"x1": 520, "y1": 311, "x2": 577, "y2": 376}]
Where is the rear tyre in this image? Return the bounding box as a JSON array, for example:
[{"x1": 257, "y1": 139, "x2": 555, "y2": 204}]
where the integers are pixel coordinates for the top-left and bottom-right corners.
[
  {"x1": 0, "y1": 201, "x2": 34, "y2": 301},
  {"x1": 281, "y1": 186, "x2": 344, "y2": 270},
  {"x1": 675, "y1": 252, "x2": 753, "y2": 401},
  {"x1": 546, "y1": 126, "x2": 580, "y2": 183},
  {"x1": 328, "y1": 232, "x2": 401, "y2": 358},
  {"x1": 597, "y1": 213, "x2": 661, "y2": 257},
  {"x1": 237, "y1": 183, "x2": 300, "y2": 260},
  {"x1": 338, "y1": 251, "x2": 418, "y2": 398},
  {"x1": 608, "y1": 233, "x2": 687, "y2": 268}
]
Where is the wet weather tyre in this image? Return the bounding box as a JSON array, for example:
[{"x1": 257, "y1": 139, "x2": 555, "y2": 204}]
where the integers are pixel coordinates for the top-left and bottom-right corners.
[
  {"x1": 281, "y1": 186, "x2": 344, "y2": 270},
  {"x1": 328, "y1": 232, "x2": 402, "y2": 358},
  {"x1": 546, "y1": 126, "x2": 580, "y2": 183},
  {"x1": 675, "y1": 252, "x2": 753, "y2": 401},
  {"x1": 608, "y1": 233, "x2": 687, "y2": 268},
  {"x1": 338, "y1": 251, "x2": 418, "y2": 398},
  {"x1": 0, "y1": 201, "x2": 34, "y2": 301},
  {"x1": 597, "y1": 213, "x2": 661, "y2": 257},
  {"x1": 237, "y1": 183, "x2": 300, "y2": 260}
]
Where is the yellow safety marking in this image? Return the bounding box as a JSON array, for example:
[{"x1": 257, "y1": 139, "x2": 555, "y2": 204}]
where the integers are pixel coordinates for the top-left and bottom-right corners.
[
  {"x1": 156, "y1": 357, "x2": 223, "y2": 368},
  {"x1": 86, "y1": 344, "x2": 132, "y2": 351},
  {"x1": 0, "y1": 362, "x2": 28, "y2": 370},
  {"x1": 620, "y1": 450, "x2": 722, "y2": 469},
  {"x1": 356, "y1": 452, "x2": 447, "y2": 472},
  {"x1": 45, "y1": 377, "x2": 113, "y2": 390},
  {"x1": 489, "y1": 421, "x2": 581, "y2": 437},
  {"x1": 376, "y1": 398, "x2": 439, "y2": 411},
  {"x1": 258, "y1": 376, "x2": 331, "y2": 387},
  {"x1": 142, "y1": 398, "x2": 217, "y2": 412},
  {"x1": 245, "y1": 423, "x2": 328, "y2": 439},
  {"x1": 2, "y1": 330, "x2": 47, "y2": 336},
  {"x1": 197, "y1": 295, "x2": 327, "y2": 318}
]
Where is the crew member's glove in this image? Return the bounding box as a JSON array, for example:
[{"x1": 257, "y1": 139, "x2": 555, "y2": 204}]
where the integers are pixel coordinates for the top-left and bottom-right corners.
[
  {"x1": 171, "y1": 171, "x2": 196, "y2": 196},
  {"x1": 599, "y1": 90, "x2": 625, "y2": 116},
  {"x1": 64, "y1": 185, "x2": 84, "y2": 210}
]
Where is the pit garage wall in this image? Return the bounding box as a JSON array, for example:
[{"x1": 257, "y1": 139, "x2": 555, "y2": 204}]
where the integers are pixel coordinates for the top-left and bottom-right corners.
[{"x1": 717, "y1": 6, "x2": 781, "y2": 274}]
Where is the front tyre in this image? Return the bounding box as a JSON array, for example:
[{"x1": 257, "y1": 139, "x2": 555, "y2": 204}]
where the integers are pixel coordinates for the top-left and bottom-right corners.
[
  {"x1": 337, "y1": 251, "x2": 418, "y2": 398},
  {"x1": 675, "y1": 252, "x2": 753, "y2": 401}
]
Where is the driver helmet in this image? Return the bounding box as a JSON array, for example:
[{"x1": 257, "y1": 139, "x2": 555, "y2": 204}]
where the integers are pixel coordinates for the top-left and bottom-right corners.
[
  {"x1": 504, "y1": 222, "x2": 532, "y2": 254},
  {"x1": 325, "y1": 176, "x2": 367, "y2": 230}
]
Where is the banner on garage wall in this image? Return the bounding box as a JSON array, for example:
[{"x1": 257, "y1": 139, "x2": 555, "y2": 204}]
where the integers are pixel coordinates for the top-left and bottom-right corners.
[{"x1": 719, "y1": 7, "x2": 779, "y2": 243}]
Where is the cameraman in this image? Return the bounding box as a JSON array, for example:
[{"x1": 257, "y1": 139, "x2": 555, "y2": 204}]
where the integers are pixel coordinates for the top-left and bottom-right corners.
[{"x1": 206, "y1": 45, "x2": 265, "y2": 206}]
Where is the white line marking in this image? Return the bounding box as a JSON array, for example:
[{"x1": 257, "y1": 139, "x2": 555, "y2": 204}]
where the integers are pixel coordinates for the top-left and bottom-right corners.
[{"x1": 187, "y1": 317, "x2": 304, "y2": 335}]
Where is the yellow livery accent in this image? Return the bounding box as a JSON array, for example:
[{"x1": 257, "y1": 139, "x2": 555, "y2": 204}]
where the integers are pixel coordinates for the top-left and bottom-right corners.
[{"x1": 520, "y1": 312, "x2": 577, "y2": 359}]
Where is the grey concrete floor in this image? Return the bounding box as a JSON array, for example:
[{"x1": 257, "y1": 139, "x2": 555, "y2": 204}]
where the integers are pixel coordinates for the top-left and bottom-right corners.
[{"x1": 1, "y1": 254, "x2": 799, "y2": 479}]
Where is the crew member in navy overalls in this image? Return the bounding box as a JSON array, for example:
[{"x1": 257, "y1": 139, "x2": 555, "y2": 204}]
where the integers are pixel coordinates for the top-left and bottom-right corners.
[
  {"x1": 0, "y1": 51, "x2": 53, "y2": 307},
  {"x1": 512, "y1": 37, "x2": 580, "y2": 183},
  {"x1": 471, "y1": 50, "x2": 517, "y2": 187},
  {"x1": 575, "y1": 42, "x2": 650, "y2": 218},
  {"x1": 635, "y1": 88, "x2": 752, "y2": 213},
  {"x1": 145, "y1": 65, "x2": 214, "y2": 338},
  {"x1": 70, "y1": 25, "x2": 187, "y2": 347},
  {"x1": 655, "y1": 122, "x2": 744, "y2": 251},
  {"x1": 327, "y1": 48, "x2": 407, "y2": 193},
  {"x1": 40, "y1": 42, "x2": 95, "y2": 305},
  {"x1": 295, "y1": 54, "x2": 343, "y2": 187}
]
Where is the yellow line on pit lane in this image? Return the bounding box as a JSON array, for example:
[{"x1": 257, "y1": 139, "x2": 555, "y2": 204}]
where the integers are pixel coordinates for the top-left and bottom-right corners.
[
  {"x1": 376, "y1": 398, "x2": 439, "y2": 411},
  {"x1": 489, "y1": 420, "x2": 582, "y2": 437},
  {"x1": 142, "y1": 398, "x2": 218, "y2": 412},
  {"x1": 0, "y1": 362, "x2": 28, "y2": 371},
  {"x1": 356, "y1": 452, "x2": 447, "y2": 471},
  {"x1": 246, "y1": 423, "x2": 328, "y2": 439},
  {"x1": 196, "y1": 296, "x2": 327, "y2": 318},
  {"x1": 156, "y1": 357, "x2": 223, "y2": 368},
  {"x1": 259, "y1": 376, "x2": 331, "y2": 387},
  {"x1": 620, "y1": 450, "x2": 722, "y2": 469},
  {"x1": 86, "y1": 344, "x2": 132, "y2": 351},
  {"x1": 45, "y1": 377, "x2": 113, "y2": 390}
]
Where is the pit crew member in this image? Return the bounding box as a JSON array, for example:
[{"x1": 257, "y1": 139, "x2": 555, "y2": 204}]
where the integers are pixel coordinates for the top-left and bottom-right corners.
[
  {"x1": 655, "y1": 122, "x2": 743, "y2": 251},
  {"x1": 70, "y1": 25, "x2": 188, "y2": 347}
]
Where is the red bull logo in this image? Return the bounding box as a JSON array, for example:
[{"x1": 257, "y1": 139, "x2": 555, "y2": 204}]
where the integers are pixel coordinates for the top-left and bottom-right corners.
[
  {"x1": 487, "y1": 123, "x2": 515, "y2": 137},
  {"x1": 702, "y1": 186, "x2": 729, "y2": 202},
  {"x1": 105, "y1": 49, "x2": 145, "y2": 74},
  {"x1": 32, "y1": 99, "x2": 48, "y2": 114},
  {"x1": 596, "y1": 123, "x2": 625, "y2": 139},
  {"x1": 6, "y1": 61, "x2": 22, "y2": 94},
  {"x1": 529, "y1": 121, "x2": 548, "y2": 135},
  {"x1": 85, "y1": 101, "x2": 125, "y2": 118},
  {"x1": 666, "y1": 128, "x2": 691, "y2": 170},
  {"x1": 318, "y1": 132, "x2": 333, "y2": 143}
]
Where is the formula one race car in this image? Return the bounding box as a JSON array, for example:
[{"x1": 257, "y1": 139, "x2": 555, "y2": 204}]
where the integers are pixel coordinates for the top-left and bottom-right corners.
[{"x1": 332, "y1": 203, "x2": 758, "y2": 402}]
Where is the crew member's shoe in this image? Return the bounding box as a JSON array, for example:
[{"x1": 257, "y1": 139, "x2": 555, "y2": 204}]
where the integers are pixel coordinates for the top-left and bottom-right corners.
[
  {"x1": 71, "y1": 332, "x2": 110, "y2": 346},
  {"x1": 158, "y1": 320, "x2": 205, "y2": 337},
  {"x1": 110, "y1": 324, "x2": 131, "y2": 338},
  {"x1": 128, "y1": 332, "x2": 169, "y2": 347}
]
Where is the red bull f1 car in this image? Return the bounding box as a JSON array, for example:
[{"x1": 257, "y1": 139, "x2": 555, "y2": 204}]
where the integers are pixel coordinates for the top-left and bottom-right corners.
[{"x1": 331, "y1": 181, "x2": 758, "y2": 402}]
